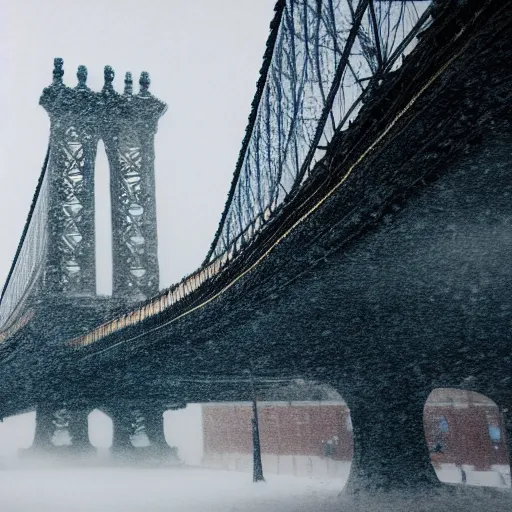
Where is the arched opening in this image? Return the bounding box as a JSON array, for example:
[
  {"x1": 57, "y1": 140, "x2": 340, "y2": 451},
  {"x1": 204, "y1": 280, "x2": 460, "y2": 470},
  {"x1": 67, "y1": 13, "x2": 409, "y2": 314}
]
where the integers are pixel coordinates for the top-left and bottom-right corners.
[
  {"x1": 51, "y1": 408, "x2": 71, "y2": 447},
  {"x1": 424, "y1": 388, "x2": 511, "y2": 488},
  {"x1": 88, "y1": 409, "x2": 113, "y2": 454},
  {"x1": 0, "y1": 412, "x2": 36, "y2": 457},
  {"x1": 131, "y1": 409, "x2": 151, "y2": 448},
  {"x1": 200, "y1": 382, "x2": 352, "y2": 483},
  {"x1": 165, "y1": 405, "x2": 202, "y2": 465},
  {"x1": 94, "y1": 140, "x2": 113, "y2": 296}
]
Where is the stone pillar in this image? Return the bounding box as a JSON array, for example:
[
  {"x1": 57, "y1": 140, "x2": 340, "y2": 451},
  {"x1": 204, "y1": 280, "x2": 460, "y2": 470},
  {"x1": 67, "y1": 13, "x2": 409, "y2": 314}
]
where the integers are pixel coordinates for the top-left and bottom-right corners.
[
  {"x1": 110, "y1": 409, "x2": 135, "y2": 454},
  {"x1": 40, "y1": 58, "x2": 99, "y2": 296},
  {"x1": 144, "y1": 409, "x2": 169, "y2": 452},
  {"x1": 31, "y1": 406, "x2": 56, "y2": 451},
  {"x1": 340, "y1": 379, "x2": 439, "y2": 494},
  {"x1": 101, "y1": 68, "x2": 166, "y2": 302},
  {"x1": 67, "y1": 409, "x2": 94, "y2": 453}
]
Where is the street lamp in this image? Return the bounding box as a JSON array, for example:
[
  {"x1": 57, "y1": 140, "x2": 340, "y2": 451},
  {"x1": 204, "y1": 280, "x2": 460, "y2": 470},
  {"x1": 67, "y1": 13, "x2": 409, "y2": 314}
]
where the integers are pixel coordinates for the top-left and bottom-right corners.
[{"x1": 246, "y1": 368, "x2": 265, "y2": 483}]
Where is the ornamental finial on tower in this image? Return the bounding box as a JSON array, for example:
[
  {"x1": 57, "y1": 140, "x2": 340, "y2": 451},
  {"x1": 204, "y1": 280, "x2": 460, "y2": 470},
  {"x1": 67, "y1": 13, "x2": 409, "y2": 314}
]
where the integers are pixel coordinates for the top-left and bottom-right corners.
[
  {"x1": 41, "y1": 60, "x2": 165, "y2": 123},
  {"x1": 103, "y1": 65, "x2": 115, "y2": 94},
  {"x1": 53, "y1": 58, "x2": 64, "y2": 84},
  {"x1": 40, "y1": 58, "x2": 66, "y2": 113},
  {"x1": 139, "y1": 71, "x2": 150, "y2": 96},
  {"x1": 124, "y1": 72, "x2": 133, "y2": 96},
  {"x1": 76, "y1": 65, "x2": 88, "y2": 90}
]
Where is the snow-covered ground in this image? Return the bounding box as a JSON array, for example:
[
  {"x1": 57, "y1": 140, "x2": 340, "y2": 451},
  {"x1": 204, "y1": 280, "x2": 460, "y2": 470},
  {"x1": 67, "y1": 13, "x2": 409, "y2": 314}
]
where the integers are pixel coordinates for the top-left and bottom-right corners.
[
  {"x1": 0, "y1": 408, "x2": 510, "y2": 511},
  {"x1": 0, "y1": 467, "x2": 341, "y2": 512},
  {"x1": 0, "y1": 466, "x2": 510, "y2": 512}
]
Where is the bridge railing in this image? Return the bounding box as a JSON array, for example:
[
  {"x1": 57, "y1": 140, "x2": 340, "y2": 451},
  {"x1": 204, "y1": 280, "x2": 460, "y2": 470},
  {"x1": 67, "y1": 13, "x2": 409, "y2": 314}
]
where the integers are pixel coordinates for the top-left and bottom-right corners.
[
  {"x1": 0, "y1": 149, "x2": 50, "y2": 337},
  {"x1": 69, "y1": 1, "x2": 435, "y2": 348}
]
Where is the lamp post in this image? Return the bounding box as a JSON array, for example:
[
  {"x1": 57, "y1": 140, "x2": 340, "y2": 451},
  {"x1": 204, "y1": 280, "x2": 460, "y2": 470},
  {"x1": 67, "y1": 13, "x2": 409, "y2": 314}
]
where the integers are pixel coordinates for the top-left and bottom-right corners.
[
  {"x1": 252, "y1": 393, "x2": 265, "y2": 482},
  {"x1": 247, "y1": 369, "x2": 265, "y2": 483}
]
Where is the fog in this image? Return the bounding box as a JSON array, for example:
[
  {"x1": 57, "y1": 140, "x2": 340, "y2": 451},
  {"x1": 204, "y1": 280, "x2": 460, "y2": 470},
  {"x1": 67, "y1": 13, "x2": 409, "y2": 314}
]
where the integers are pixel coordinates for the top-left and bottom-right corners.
[{"x1": 0, "y1": 406, "x2": 204, "y2": 465}]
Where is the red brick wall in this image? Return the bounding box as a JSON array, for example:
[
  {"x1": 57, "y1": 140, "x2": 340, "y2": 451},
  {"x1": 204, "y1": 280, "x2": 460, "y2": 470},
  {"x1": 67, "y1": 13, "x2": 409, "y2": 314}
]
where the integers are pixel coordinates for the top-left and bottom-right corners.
[
  {"x1": 203, "y1": 404, "x2": 253, "y2": 454},
  {"x1": 424, "y1": 392, "x2": 509, "y2": 469},
  {"x1": 203, "y1": 392, "x2": 510, "y2": 471},
  {"x1": 203, "y1": 403, "x2": 353, "y2": 460}
]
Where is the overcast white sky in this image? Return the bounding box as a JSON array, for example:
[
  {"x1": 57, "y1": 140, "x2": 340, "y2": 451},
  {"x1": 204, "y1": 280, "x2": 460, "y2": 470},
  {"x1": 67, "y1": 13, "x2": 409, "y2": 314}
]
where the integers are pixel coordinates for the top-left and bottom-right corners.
[{"x1": 0, "y1": 0, "x2": 276, "y2": 293}]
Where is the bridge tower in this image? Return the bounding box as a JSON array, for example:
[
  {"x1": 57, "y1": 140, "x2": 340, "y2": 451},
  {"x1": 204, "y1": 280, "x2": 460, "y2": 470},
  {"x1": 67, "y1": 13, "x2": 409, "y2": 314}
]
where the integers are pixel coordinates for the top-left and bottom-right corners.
[
  {"x1": 101, "y1": 67, "x2": 166, "y2": 302},
  {"x1": 40, "y1": 59, "x2": 166, "y2": 302},
  {"x1": 40, "y1": 59, "x2": 99, "y2": 296}
]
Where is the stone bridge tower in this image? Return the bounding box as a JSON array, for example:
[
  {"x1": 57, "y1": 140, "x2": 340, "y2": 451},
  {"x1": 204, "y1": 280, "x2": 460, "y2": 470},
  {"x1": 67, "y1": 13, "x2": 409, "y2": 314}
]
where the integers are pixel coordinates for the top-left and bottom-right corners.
[
  {"x1": 101, "y1": 67, "x2": 166, "y2": 301},
  {"x1": 40, "y1": 58, "x2": 166, "y2": 302},
  {"x1": 40, "y1": 59, "x2": 99, "y2": 296}
]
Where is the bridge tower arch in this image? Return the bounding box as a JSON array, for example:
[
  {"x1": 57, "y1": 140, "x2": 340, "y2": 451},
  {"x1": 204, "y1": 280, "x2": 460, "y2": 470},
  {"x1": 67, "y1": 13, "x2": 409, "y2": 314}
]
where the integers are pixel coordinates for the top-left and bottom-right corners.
[{"x1": 39, "y1": 59, "x2": 166, "y2": 302}]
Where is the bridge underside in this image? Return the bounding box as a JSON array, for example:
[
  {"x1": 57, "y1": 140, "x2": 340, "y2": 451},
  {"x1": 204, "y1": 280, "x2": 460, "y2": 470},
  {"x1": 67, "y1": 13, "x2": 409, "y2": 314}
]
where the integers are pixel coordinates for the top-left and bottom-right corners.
[
  {"x1": 0, "y1": 0, "x2": 510, "y2": 496},
  {"x1": 60, "y1": 1, "x2": 512, "y2": 405}
]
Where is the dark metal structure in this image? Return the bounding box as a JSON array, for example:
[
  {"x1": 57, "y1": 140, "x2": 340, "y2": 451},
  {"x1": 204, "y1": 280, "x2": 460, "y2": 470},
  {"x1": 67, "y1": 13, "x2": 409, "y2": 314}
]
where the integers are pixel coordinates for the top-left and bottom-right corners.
[{"x1": 251, "y1": 395, "x2": 265, "y2": 482}]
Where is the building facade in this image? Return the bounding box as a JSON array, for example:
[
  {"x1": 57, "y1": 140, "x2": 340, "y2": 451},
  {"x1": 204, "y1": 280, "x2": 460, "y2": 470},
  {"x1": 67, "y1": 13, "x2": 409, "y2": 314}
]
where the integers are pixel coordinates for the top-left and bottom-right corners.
[{"x1": 202, "y1": 389, "x2": 510, "y2": 483}]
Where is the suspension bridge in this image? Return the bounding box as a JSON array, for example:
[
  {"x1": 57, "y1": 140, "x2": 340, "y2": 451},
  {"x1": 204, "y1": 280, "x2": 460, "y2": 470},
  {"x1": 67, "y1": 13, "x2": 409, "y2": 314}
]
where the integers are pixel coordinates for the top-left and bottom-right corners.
[{"x1": 0, "y1": 0, "x2": 510, "y2": 495}]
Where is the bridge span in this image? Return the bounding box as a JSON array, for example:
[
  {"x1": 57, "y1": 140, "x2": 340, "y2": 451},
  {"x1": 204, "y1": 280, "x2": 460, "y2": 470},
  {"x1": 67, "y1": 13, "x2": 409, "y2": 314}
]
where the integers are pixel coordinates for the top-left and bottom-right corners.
[{"x1": 0, "y1": 0, "x2": 510, "y2": 497}]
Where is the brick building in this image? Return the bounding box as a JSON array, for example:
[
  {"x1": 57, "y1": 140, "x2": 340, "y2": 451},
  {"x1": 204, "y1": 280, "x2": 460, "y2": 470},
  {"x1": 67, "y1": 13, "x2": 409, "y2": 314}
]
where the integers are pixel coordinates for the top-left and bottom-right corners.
[
  {"x1": 424, "y1": 389, "x2": 508, "y2": 470},
  {"x1": 202, "y1": 389, "x2": 509, "y2": 481}
]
